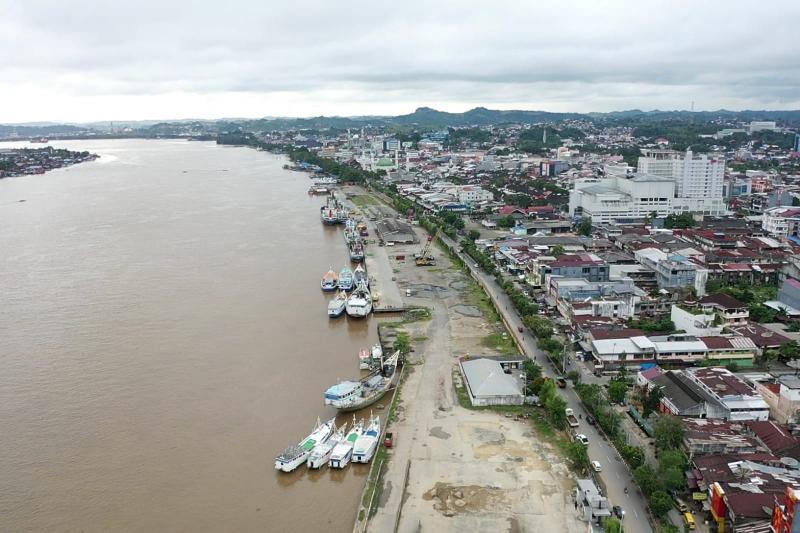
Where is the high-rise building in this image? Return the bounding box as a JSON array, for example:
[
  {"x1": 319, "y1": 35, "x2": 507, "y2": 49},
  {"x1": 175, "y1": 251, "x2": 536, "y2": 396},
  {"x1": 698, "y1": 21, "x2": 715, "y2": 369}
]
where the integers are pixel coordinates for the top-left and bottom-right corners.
[
  {"x1": 637, "y1": 149, "x2": 725, "y2": 215},
  {"x1": 794, "y1": 133, "x2": 800, "y2": 153}
]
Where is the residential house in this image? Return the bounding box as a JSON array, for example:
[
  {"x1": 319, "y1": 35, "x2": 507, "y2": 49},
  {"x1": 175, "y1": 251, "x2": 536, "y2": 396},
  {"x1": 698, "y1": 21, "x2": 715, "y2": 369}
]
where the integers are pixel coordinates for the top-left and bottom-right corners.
[{"x1": 698, "y1": 293, "x2": 750, "y2": 327}]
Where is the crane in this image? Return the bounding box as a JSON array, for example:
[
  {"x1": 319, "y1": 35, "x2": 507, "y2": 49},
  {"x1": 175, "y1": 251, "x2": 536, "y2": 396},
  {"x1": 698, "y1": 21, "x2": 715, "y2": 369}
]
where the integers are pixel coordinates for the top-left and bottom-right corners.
[{"x1": 414, "y1": 228, "x2": 439, "y2": 266}]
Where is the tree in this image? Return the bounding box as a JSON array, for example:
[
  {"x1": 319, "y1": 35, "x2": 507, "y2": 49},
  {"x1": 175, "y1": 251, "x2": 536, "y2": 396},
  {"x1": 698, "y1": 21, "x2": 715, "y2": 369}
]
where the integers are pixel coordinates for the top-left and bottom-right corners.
[
  {"x1": 621, "y1": 445, "x2": 645, "y2": 469},
  {"x1": 664, "y1": 213, "x2": 696, "y2": 229},
  {"x1": 523, "y1": 315, "x2": 553, "y2": 340},
  {"x1": 551, "y1": 245, "x2": 566, "y2": 257},
  {"x1": 577, "y1": 216, "x2": 592, "y2": 236},
  {"x1": 779, "y1": 340, "x2": 800, "y2": 363},
  {"x1": 467, "y1": 229, "x2": 480, "y2": 242},
  {"x1": 649, "y1": 490, "x2": 673, "y2": 518},
  {"x1": 642, "y1": 386, "x2": 664, "y2": 417},
  {"x1": 608, "y1": 381, "x2": 628, "y2": 404},
  {"x1": 749, "y1": 303, "x2": 778, "y2": 323},
  {"x1": 567, "y1": 441, "x2": 591, "y2": 473},
  {"x1": 633, "y1": 465, "x2": 660, "y2": 496},
  {"x1": 546, "y1": 394, "x2": 568, "y2": 429},
  {"x1": 539, "y1": 379, "x2": 557, "y2": 404},
  {"x1": 497, "y1": 215, "x2": 516, "y2": 228},
  {"x1": 654, "y1": 415, "x2": 686, "y2": 451},
  {"x1": 603, "y1": 517, "x2": 623, "y2": 533}
]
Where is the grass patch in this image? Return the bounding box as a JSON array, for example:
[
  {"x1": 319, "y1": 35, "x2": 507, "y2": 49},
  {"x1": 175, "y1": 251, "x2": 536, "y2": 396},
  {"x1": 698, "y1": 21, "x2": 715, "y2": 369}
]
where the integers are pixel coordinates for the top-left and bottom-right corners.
[
  {"x1": 351, "y1": 194, "x2": 378, "y2": 207},
  {"x1": 482, "y1": 331, "x2": 517, "y2": 354},
  {"x1": 466, "y1": 279, "x2": 501, "y2": 324},
  {"x1": 413, "y1": 336, "x2": 428, "y2": 342}
]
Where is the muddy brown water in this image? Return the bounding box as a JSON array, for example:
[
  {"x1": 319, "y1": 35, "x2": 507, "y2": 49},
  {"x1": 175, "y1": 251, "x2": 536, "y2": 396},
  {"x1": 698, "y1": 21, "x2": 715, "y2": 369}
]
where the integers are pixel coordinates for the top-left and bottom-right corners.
[{"x1": 0, "y1": 139, "x2": 381, "y2": 532}]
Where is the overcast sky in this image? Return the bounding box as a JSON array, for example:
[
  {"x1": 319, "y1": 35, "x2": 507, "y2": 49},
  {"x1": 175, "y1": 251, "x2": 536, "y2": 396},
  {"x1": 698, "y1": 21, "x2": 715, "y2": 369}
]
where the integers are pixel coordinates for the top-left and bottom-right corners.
[{"x1": 2, "y1": 0, "x2": 798, "y2": 122}]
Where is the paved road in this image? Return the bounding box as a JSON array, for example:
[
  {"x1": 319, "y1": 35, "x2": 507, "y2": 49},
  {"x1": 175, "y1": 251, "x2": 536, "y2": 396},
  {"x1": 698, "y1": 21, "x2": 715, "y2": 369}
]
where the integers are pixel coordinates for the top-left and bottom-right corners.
[{"x1": 442, "y1": 234, "x2": 655, "y2": 533}]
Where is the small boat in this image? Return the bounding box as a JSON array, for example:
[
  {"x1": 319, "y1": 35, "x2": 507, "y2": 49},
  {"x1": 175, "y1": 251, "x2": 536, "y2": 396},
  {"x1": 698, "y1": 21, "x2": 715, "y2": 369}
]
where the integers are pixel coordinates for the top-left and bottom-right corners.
[
  {"x1": 321, "y1": 269, "x2": 339, "y2": 291},
  {"x1": 359, "y1": 343, "x2": 383, "y2": 370},
  {"x1": 349, "y1": 241, "x2": 365, "y2": 262},
  {"x1": 329, "y1": 418, "x2": 364, "y2": 468},
  {"x1": 328, "y1": 290, "x2": 347, "y2": 318},
  {"x1": 307, "y1": 422, "x2": 347, "y2": 469},
  {"x1": 338, "y1": 267, "x2": 354, "y2": 291},
  {"x1": 275, "y1": 417, "x2": 335, "y2": 472},
  {"x1": 346, "y1": 282, "x2": 372, "y2": 318},
  {"x1": 352, "y1": 414, "x2": 381, "y2": 463},
  {"x1": 353, "y1": 264, "x2": 369, "y2": 288},
  {"x1": 324, "y1": 352, "x2": 400, "y2": 412}
]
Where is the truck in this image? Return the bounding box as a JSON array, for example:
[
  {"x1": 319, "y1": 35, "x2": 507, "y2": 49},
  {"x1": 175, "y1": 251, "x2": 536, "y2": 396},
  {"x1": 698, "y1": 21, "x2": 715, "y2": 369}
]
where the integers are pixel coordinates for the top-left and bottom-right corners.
[{"x1": 566, "y1": 408, "x2": 579, "y2": 428}]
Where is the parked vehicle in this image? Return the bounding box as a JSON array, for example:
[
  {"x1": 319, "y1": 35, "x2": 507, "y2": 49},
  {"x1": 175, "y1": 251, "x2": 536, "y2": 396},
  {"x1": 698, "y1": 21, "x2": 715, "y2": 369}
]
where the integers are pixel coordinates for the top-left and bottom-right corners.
[
  {"x1": 683, "y1": 512, "x2": 696, "y2": 530},
  {"x1": 586, "y1": 414, "x2": 595, "y2": 425},
  {"x1": 566, "y1": 408, "x2": 579, "y2": 428},
  {"x1": 613, "y1": 505, "x2": 625, "y2": 520},
  {"x1": 576, "y1": 433, "x2": 589, "y2": 445},
  {"x1": 672, "y1": 494, "x2": 688, "y2": 513},
  {"x1": 556, "y1": 377, "x2": 567, "y2": 388},
  {"x1": 384, "y1": 432, "x2": 394, "y2": 448},
  {"x1": 591, "y1": 460, "x2": 602, "y2": 472}
]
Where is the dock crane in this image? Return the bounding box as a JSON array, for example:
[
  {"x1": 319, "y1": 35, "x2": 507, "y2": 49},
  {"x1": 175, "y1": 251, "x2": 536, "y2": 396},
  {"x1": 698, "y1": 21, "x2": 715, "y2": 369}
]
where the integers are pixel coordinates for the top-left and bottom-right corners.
[{"x1": 414, "y1": 228, "x2": 438, "y2": 266}]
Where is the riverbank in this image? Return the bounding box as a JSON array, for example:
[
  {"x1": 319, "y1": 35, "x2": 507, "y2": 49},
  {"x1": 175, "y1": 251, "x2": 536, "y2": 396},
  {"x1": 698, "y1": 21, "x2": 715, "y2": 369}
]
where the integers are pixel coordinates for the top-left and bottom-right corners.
[
  {"x1": 337, "y1": 185, "x2": 586, "y2": 532},
  {"x1": 0, "y1": 146, "x2": 98, "y2": 178}
]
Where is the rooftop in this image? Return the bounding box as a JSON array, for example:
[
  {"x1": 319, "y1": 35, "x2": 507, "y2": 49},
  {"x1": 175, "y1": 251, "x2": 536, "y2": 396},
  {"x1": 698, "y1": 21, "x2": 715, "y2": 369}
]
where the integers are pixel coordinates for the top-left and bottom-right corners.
[{"x1": 699, "y1": 293, "x2": 748, "y2": 310}]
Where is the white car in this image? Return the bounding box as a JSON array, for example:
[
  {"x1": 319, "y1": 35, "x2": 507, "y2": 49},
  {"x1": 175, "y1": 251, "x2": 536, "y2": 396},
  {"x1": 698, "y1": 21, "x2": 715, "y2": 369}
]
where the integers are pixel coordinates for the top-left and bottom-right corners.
[
  {"x1": 591, "y1": 460, "x2": 602, "y2": 472},
  {"x1": 576, "y1": 434, "x2": 589, "y2": 445}
]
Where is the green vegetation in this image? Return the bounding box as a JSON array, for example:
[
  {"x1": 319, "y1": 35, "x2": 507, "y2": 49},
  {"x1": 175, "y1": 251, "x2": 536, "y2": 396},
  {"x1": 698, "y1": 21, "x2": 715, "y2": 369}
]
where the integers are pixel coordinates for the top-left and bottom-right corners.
[
  {"x1": 654, "y1": 415, "x2": 685, "y2": 451},
  {"x1": 703, "y1": 281, "x2": 780, "y2": 324},
  {"x1": 577, "y1": 216, "x2": 592, "y2": 236},
  {"x1": 608, "y1": 380, "x2": 628, "y2": 404},
  {"x1": 603, "y1": 517, "x2": 623, "y2": 533},
  {"x1": 628, "y1": 316, "x2": 675, "y2": 333},
  {"x1": 481, "y1": 332, "x2": 517, "y2": 354},
  {"x1": 551, "y1": 245, "x2": 566, "y2": 257},
  {"x1": 351, "y1": 194, "x2": 378, "y2": 207},
  {"x1": 648, "y1": 490, "x2": 673, "y2": 518},
  {"x1": 663, "y1": 213, "x2": 696, "y2": 229},
  {"x1": 497, "y1": 215, "x2": 516, "y2": 228},
  {"x1": 518, "y1": 126, "x2": 563, "y2": 153},
  {"x1": 394, "y1": 331, "x2": 412, "y2": 355},
  {"x1": 446, "y1": 127, "x2": 493, "y2": 147}
]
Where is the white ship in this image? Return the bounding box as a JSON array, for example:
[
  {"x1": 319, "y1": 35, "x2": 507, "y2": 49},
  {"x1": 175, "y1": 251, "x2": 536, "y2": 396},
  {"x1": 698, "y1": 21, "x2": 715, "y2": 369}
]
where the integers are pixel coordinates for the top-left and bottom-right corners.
[
  {"x1": 328, "y1": 290, "x2": 347, "y2": 318},
  {"x1": 346, "y1": 282, "x2": 372, "y2": 318},
  {"x1": 329, "y1": 418, "x2": 364, "y2": 469},
  {"x1": 307, "y1": 422, "x2": 347, "y2": 469},
  {"x1": 275, "y1": 417, "x2": 335, "y2": 472},
  {"x1": 338, "y1": 267, "x2": 354, "y2": 291},
  {"x1": 352, "y1": 414, "x2": 381, "y2": 463}
]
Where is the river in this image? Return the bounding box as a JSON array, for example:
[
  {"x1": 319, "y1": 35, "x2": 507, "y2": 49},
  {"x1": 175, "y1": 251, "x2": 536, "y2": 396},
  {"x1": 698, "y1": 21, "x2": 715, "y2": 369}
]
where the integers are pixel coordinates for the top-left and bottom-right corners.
[{"x1": 0, "y1": 139, "x2": 375, "y2": 532}]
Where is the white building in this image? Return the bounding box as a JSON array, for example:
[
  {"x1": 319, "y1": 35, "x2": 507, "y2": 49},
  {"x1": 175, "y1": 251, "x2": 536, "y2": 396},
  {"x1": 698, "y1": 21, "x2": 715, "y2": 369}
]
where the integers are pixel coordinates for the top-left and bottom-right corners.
[
  {"x1": 748, "y1": 121, "x2": 777, "y2": 133},
  {"x1": 637, "y1": 149, "x2": 726, "y2": 215},
  {"x1": 762, "y1": 206, "x2": 800, "y2": 241},
  {"x1": 568, "y1": 174, "x2": 674, "y2": 224}
]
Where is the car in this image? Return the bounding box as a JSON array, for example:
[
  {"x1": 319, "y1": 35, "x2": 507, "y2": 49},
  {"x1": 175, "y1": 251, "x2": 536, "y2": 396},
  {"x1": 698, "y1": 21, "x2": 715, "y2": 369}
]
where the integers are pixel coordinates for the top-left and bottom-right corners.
[
  {"x1": 576, "y1": 434, "x2": 589, "y2": 445},
  {"x1": 591, "y1": 460, "x2": 602, "y2": 472},
  {"x1": 586, "y1": 414, "x2": 596, "y2": 425},
  {"x1": 613, "y1": 505, "x2": 625, "y2": 519}
]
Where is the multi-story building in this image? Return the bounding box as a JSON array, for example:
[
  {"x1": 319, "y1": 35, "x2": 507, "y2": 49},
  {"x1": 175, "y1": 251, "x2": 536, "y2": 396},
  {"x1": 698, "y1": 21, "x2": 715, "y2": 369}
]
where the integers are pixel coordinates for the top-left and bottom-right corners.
[
  {"x1": 634, "y1": 247, "x2": 708, "y2": 296},
  {"x1": 637, "y1": 149, "x2": 726, "y2": 215},
  {"x1": 568, "y1": 174, "x2": 674, "y2": 224},
  {"x1": 685, "y1": 367, "x2": 770, "y2": 421},
  {"x1": 762, "y1": 206, "x2": 800, "y2": 241},
  {"x1": 541, "y1": 253, "x2": 609, "y2": 282},
  {"x1": 698, "y1": 293, "x2": 750, "y2": 326}
]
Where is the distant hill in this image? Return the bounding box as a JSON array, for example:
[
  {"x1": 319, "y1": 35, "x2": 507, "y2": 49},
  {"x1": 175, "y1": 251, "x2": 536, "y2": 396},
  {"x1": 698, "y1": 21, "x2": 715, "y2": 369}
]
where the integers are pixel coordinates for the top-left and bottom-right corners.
[{"x1": 3, "y1": 106, "x2": 800, "y2": 139}]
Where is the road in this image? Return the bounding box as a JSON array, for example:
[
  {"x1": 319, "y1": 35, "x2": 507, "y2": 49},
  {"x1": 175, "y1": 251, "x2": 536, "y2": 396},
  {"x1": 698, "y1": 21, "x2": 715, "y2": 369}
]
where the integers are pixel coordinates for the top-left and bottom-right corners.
[{"x1": 441, "y1": 234, "x2": 655, "y2": 533}]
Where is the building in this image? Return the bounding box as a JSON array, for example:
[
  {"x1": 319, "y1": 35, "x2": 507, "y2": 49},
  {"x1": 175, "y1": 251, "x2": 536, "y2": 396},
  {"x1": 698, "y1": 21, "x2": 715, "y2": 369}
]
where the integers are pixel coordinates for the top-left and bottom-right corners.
[
  {"x1": 747, "y1": 121, "x2": 777, "y2": 133},
  {"x1": 542, "y1": 253, "x2": 609, "y2": 282},
  {"x1": 762, "y1": 206, "x2": 800, "y2": 241},
  {"x1": 574, "y1": 479, "x2": 612, "y2": 523},
  {"x1": 686, "y1": 367, "x2": 770, "y2": 421},
  {"x1": 777, "y1": 277, "x2": 800, "y2": 315},
  {"x1": 637, "y1": 149, "x2": 726, "y2": 215},
  {"x1": 699, "y1": 336, "x2": 757, "y2": 367},
  {"x1": 752, "y1": 374, "x2": 800, "y2": 424},
  {"x1": 458, "y1": 357, "x2": 524, "y2": 406},
  {"x1": 568, "y1": 173, "x2": 674, "y2": 224},
  {"x1": 683, "y1": 419, "x2": 764, "y2": 457},
  {"x1": 698, "y1": 293, "x2": 750, "y2": 327},
  {"x1": 634, "y1": 248, "x2": 707, "y2": 296},
  {"x1": 648, "y1": 370, "x2": 726, "y2": 418},
  {"x1": 540, "y1": 160, "x2": 569, "y2": 176}
]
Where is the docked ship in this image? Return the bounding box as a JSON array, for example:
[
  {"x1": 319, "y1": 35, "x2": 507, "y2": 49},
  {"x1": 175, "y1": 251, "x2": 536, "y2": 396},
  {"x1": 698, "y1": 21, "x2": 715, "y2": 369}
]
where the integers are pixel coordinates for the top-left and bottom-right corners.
[
  {"x1": 327, "y1": 290, "x2": 347, "y2": 318},
  {"x1": 349, "y1": 241, "x2": 365, "y2": 262},
  {"x1": 320, "y1": 204, "x2": 338, "y2": 225},
  {"x1": 345, "y1": 282, "x2": 372, "y2": 318},
  {"x1": 338, "y1": 267, "x2": 354, "y2": 291},
  {"x1": 329, "y1": 418, "x2": 364, "y2": 469},
  {"x1": 321, "y1": 269, "x2": 339, "y2": 291},
  {"x1": 353, "y1": 264, "x2": 369, "y2": 288},
  {"x1": 359, "y1": 343, "x2": 383, "y2": 370},
  {"x1": 323, "y1": 351, "x2": 400, "y2": 412},
  {"x1": 307, "y1": 422, "x2": 347, "y2": 469},
  {"x1": 320, "y1": 196, "x2": 345, "y2": 225},
  {"x1": 357, "y1": 221, "x2": 369, "y2": 237},
  {"x1": 343, "y1": 226, "x2": 358, "y2": 245},
  {"x1": 352, "y1": 415, "x2": 381, "y2": 463},
  {"x1": 274, "y1": 417, "x2": 335, "y2": 472}
]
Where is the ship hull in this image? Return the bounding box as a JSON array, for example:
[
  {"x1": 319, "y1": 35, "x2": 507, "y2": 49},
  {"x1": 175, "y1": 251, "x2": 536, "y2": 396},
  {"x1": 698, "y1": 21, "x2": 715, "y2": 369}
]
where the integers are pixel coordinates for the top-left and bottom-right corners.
[{"x1": 275, "y1": 451, "x2": 311, "y2": 472}]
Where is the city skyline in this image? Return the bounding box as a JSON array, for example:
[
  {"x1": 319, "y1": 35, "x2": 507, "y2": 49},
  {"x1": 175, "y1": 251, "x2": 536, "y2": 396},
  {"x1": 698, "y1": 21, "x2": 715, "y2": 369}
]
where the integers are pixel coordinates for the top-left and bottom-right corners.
[{"x1": 2, "y1": 0, "x2": 799, "y2": 122}]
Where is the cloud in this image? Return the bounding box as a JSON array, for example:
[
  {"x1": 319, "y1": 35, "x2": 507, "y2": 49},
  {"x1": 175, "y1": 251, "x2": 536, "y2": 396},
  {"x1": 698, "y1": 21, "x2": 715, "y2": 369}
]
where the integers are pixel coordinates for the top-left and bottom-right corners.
[{"x1": 0, "y1": 0, "x2": 798, "y2": 121}]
